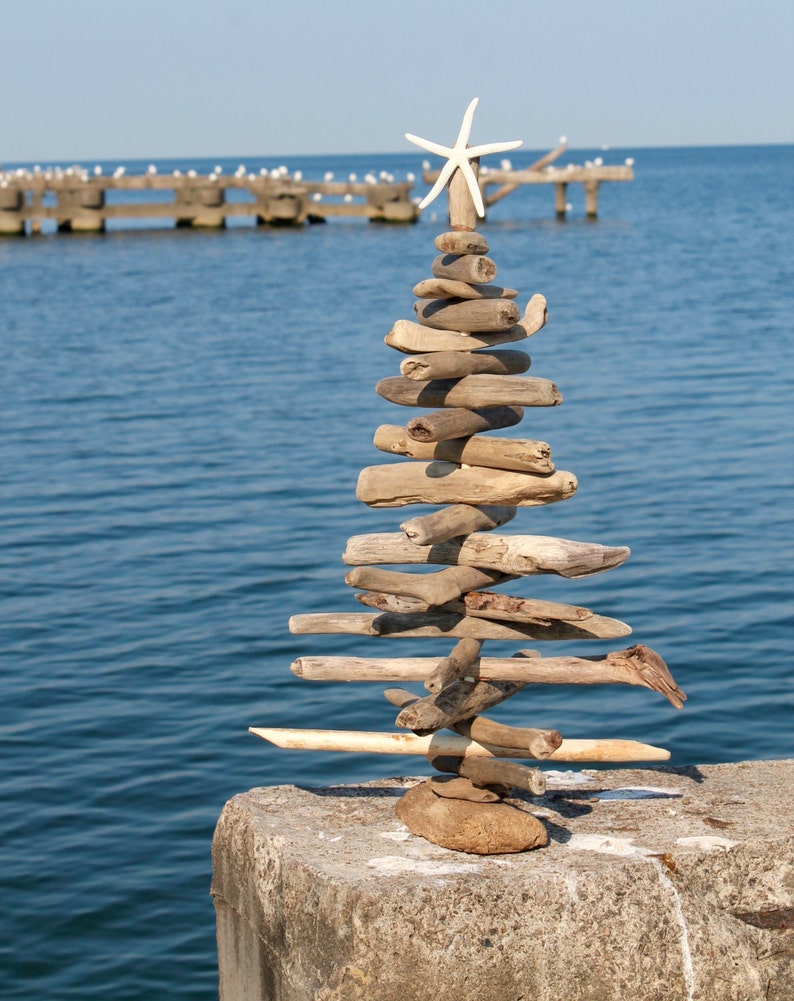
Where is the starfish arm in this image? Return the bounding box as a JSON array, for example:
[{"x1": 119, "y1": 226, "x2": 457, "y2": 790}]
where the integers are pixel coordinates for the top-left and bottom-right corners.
[
  {"x1": 405, "y1": 133, "x2": 453, "y2": 159},
  {"x1": 453, "y1": 97, "x2": 479, "y2": 149},
  {"x1": 457, "y1": 156, "x2": 486, "y2": 216},
  {"x1": 467, "y1": 139, "x2": 524, "y2": 158},
  {"x1": 417, "y1": 159, "x2": 456, "y2": 210}
]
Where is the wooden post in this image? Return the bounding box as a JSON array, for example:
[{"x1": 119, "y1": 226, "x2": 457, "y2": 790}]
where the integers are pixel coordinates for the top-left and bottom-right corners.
[
  {"x1": 584, "y1": 180, "x2": 600, "y2": 219},
  {"x1": 0, "y1": 186, "x2": 25, "y2": 236},
  {"x1": 555, "y1": 182, "x2": 568, "y2": 219}
]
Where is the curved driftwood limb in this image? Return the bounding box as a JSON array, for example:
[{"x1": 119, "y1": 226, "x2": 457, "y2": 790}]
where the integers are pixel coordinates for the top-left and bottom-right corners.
[
  {"x1": 434, "y1": 231, "x2": 489, "y2": 255},
  {"x1": 413, "y1": 278, "x2": 518, "y2": 301},
  {"x1": 401, "y1": 504, "x2": 517, "y2": 545},
  {"x1": 400, "y1": 349, "x2": 530, "y2": 380},
  {"x1": 415, "y1": 297, "x2": 520, "y2": 332},
  {"x1": 356, "y1": 462, "x2": 576, "y2": 508},
  {"x1": 425, "y1": 637, "x2": 483, "y2": 693},
  {"x1": 458, "y1": 757, "x2": 547, "y2": 796},
  {"x1": 345, "y1": 567, "x2": 504, "y2": 609},
  {"x1": 431, "y1": 253, "x2": 497, "y2": 284},
  {"x1": 342, "y1": 532, "x2": 630, "y2": 578},
  {"x1": 385, "y1": 319, "x2": 527, "y2": 354},
  {"x1": 453, "y1": 716, "x2": 563, "y2": 759},
  {"x1": 376, "y1": 374, "x2": 561, "y2": 409},
  {"x1": 249, "y1": 727, "x2": 672, "y2": 762},
  {"x1": 395, "y1": 678, "x2": 525, "y2": 736},
  {"x1": 516, "y1": 293, "x2": 548, "y2": 338},
  {"x1": 290, "y1": 647, "x2": 684, "y2": 706},
  {"x1": 407, "y1": 405, "x2": 524, "y2": 442},
  {"x1": 375, "y1": 424, "x2": 553, "y2": 474}
]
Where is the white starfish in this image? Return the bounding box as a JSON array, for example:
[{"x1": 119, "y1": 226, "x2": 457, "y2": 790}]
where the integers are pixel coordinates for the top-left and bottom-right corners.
[{"x1": 405, "y1": 98, "x2": 522, "y2": 217}]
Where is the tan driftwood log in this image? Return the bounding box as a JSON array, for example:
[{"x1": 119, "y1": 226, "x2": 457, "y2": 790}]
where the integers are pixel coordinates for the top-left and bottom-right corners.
[
  {"x1": 385, "y1": 319, "x2": 527, "y2": 354},
  {"x1": 356, "y1": 462, "x2": 576, "y2": 508},
  {"x1": 434, "y1": 231, "x2": 489, "y2": 255},
  {"x1": 448, "y1": 158, "x2": 479, "y2": 231},
  {"x1": 461, "y1": 591, "x2": 631, "y2": 630},
  {"x1": 425, "y1": 637, "x2": 483, "y2": 693},
  {"x1": 288, "y1": 611, "x2": 611, "y2": 642},
  {"x1": 401, "y1": 504, "x2": 518, "y2": 544},
  {"x1": 355, "y1": 592, "x2": 449, "y2": 614},
  {"x1": 376, "y1": 374, "x2": 561, "y2": 409},
  {"x1": 406, "y1": 405, "x2": 523, "y2": 442},
  {"x1": 395, "y1": 678, "x2": 525, "y2": 736},
  {"x1": 249, "y1": 727, "x2": 672, "y2": 762},
  {"x1": 415, "y1": 298, "x2": 520, "y2": 332},
  {"x1": 342, "y1": 532, "x2": 630, "y2": 578},
  {"x1": 453, "y1": 717, "x2": 563, "y2": 759},
  {"x1": 428, "y1": 775, "x2": 502, "y2": 803},
  {"x1": 400, "y1": 349, "x2": 530, "y2": 381},
  {"x1": 413, "y1": 278, "x2": 518, "y2": 300},
  {"x1": 376, "y1": 425, "x2": 553, "y2": 474},
  {"x1": 344, "y1": 567, "x2": 508, "y2": 609},
  {"x1": 516, "y1": 293, "x2": 548, "y2": 337},
  {"x1": 290, "y1": 646, "x2": 685, "y2": 708},
  {"x1": 431, "y1": 253, "x2": 497, "y2": 284},
  {"x1": 458, "y1": 757, "x2": 547, "y2": 796}
]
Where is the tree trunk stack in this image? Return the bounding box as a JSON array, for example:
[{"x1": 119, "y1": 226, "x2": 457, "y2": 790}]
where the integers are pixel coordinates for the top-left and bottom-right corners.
[{"x1": 251, "y1": 153, "x2": 685, "y2": 855}]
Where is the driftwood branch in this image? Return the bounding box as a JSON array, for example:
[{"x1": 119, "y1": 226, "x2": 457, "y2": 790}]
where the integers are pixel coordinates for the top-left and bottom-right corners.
[
  {"x1": 375, "y1": 424, "x2": 553, "y2": 474},
  {"x1": 413, "y1": 278, "x2": 518, "y2": 301},
  {"x1": 431, "y1": 253, "x2": 497, "y2": 284},
  {"x1": 356, "y1": 461, "x2": 576, "y2": 508},
  {"x1": 401, "y1": 504, "x2": 517, "y2": 545},
  {"x1": 394, "y1": 679, "x2": 525, "y2": 735},
  {"x1": 249, "y1": 727, "x2": 672, "y2": 762},
  {"x1": 406, "y1": 405, "x2": 523, "y2": 442},
  {"x1": 448, "y1": 158, "x2": 479, "y2": 232},
  {"x1": 458, "y1": 757, "x2": 547, "y2": 796},
  {"x1": 342, "y1": 532, "x2": 631, "y2": 578},
  {"x1": 415, "y1": 298, "x2": 520, "y2": 332},
  {"x1": 290, "y1": 646, "x2": 685, "y2": 708},
  {"x1": 344, "y1": 567, "x2": 511, "y2": 609},
  {"x1": 400, "y1": 349, "x2": 530, "y2": 380},
  {"x1": 516, "y1": 294, "x2": 548, "y2": 337},
  {"x1": 376, "y1": 374, "x2": 561, "y2": 409},
  {"x1": 452, "y1": 716, "x2": 563, "y2": 759},
  {"x1": 434, "y1": 231, "x2": 489, "y2": 255},
  {"x1": 385, "y1": 319, "x2": 528, "y2": 354},
  {"x1": 425, "y1": 637, "x2": 483, "y2": 693}
]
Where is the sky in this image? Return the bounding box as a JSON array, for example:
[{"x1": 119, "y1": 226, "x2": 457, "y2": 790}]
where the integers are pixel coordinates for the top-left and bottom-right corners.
[{"x1": 2, "y1": 0, "x2": 792, "y2": 162}]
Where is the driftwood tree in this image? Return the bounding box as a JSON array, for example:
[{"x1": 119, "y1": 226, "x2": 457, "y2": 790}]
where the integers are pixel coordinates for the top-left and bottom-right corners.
[{"x1": 251, "y1": 99, "x2": 685, "y2": 854}]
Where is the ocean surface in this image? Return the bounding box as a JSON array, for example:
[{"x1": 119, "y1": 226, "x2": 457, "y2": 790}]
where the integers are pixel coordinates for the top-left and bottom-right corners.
[{"x1": 1, "y1": 144, "x2": 792, "y2": 998}]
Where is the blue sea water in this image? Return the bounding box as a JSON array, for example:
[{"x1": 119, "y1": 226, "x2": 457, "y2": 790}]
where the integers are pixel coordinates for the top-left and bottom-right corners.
[{"x1": 1, "y1": 144, "x2": 792, "y2": 999}]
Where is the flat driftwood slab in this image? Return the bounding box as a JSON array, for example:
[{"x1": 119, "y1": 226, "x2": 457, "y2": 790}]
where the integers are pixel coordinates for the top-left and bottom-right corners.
[
  {"x1": 249, "y1": 727, "x2": 671, "y2": 762},
  {"x1": 434, "y1": 231, "x2": 489, "y2": 255},
  {"x1": 399, "y1": 349, "x2": 530, "y2": 381},
  {"x1": 376, "y1": 374, "x2": 561, "y2": 409},
  {"x1": 289, "y1": 646, "x2": 685, "y2": 708},
  {"x1": 412, "y1": 278, "x2": 518, "y2": 301},
  {"x1": 344, "y1": 566, "x2": 512, "y2": 609},
  {"x1": 401, "y1": 504, "x2": 518, "y2": 545},
  {"x1": 375, "y1": 424, "x2": 553, "y2": 474},
  {"x1": 385, "y1": 319, "x2": 528, "y2": 354},
  {"x1": 342, "y1": 532, "x2": 630, "y2": 578},
  {"x1": 415, "y1": 298, "x2": 520, "y2": 332},
  {"x1": 356, "y1": 462, "x2": 576, "y2": 508}
]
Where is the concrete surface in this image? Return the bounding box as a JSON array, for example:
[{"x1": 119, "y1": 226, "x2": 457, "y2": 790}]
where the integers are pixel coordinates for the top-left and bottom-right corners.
[{"x1": 212, "y1": 759, "x2": 793, "y2": 1000}]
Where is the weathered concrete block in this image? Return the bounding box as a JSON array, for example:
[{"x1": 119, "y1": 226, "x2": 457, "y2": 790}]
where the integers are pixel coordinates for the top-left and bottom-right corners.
[{"x1": 212, "y1": 760, "x2": 793, "y2": 1001}]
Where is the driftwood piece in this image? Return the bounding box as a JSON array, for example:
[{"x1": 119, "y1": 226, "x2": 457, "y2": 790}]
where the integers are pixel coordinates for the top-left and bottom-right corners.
[
  {"x1": 356, "y1": 462, "x2": 576, "y2": 508},
  {"x1": 432, "y1": 253, "x2": 497, "y2": 284},
  {"x1": 425, "y1": 637, "x2": 483, "y2": 693},
  {"x1": 428, "y1": 775, "x2": 502, "y2": 803},
  {"x1": 290, "y1": 646, "x2": 685, "y2": 708},
  {"x1": 415, "y1": 298, "x2": 520, "y2": 332},
  {"x1": 376, "y1": 425, "x2": 552, "y2": 474},
  {"x1": 249, "y1": 727, "x2": 673, "y2": 762},
  {"x1": 385, "y1": 319, "x2": 527, "y2": 354},
  {"x1": 459, "y1": 757, "x2": 547, "y2": 796},
  {"x1": 406, "y1": 405, "x2": 523, "y2": 442},
  {"x1": 461, "y1": 590, "x2": 615, "y2": 625},
  {"x1": 434, "y1": 231, "x2": 489, "y2": 255},
  {"x1": 516, "y1": 293, "x2": 548, "y2": 338},
  {"x1": 394, "y1": 678, "x2": 526, "y2": 735},
  {"x1": 453, "y1": 717, "x2": 563, "y2": 759},
  {"x1": 289, "y1": 610, "x2": 614, "y2": 642},
  {"x1": 344, "y1": 567, "x2": 509, "y2": 609},
  {"x1": 400, "y1": 349, "x2": 530, "y2": 381},
  {"x1": 401, "y1": 504, "x2": 517, "y2": 545},
  {"x1": 376, "y1": 374, "x2": 561, "y2": 409},
  {"x1": 342, "y1": 532, "x2": 631, "y2": 578},
  {"x1": 413, "y1": 278, "x2": 518, "y2": 300},
  {"x1": 448, "y1": 157, "x2": 479, "y2": 232}
]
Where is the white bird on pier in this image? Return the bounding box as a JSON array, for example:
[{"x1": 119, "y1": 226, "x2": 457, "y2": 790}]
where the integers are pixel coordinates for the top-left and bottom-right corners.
[
  {"x1": 173, "y1": 169, "x2": 182, "y2": 177},
  {"x1": 348, "y1": 173, "x2": 357, "y2": 182},
  {"x1": 324, "y1": 171, "x2": 334, "y2": 181},
  {"x1": 365, "y1": 173, "x2": 376, "y2": 184},
  {"x1": 625, "y1": 157, "x2": 635, "y2": 166},
  {"x1": 312, "y1": 192, "x2": 322, "y2": 202},
  {"x1": 187, "y1": 169, "x2": 197, "y2": 178},
  {"x1": 94, "y1": 165, "x2": 102, "y2": 176},
  {"x1": 208, "y1": 172, "x2": 218, "y2": 182},
  {"x1": 214, "y1": 165, "x2": 223, "y2": 174},
  {"x1": 294, "y1": 170, "x2": 302, "y2": 181},
  {"x1": 113, "y1": 166, "x2": 126, "y2": 178},
  {"x1": 344, "y1": 193, "x2": 353, "y2": 202},
  {"x1": 594, "y1": 157, "x2": 603, "y2": 167},
  {"x1": 406, "y1": 172, "x2": 415, "y2": 182},
  {"x1": 500, "y1": 159, "x2": 512, "y2": 171},
  {"x1": 147, "y1": 164, "x2": 157, "y2": 175}
]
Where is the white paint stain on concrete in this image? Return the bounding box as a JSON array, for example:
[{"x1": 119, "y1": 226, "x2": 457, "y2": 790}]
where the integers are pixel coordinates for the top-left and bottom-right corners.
[
  {"x1": 566, "y1": 833, "x2": 655, "y2": 857},
  {"x1": 676, "y1": 835, "x2": 737, "y2": 851},
  {"x1": 367, "y1": 855, "x2": 480, "y2": 876}
]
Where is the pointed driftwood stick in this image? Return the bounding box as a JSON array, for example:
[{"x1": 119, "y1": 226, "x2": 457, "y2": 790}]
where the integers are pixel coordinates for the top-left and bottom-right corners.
[
  {"x1": 249, "y1": 727, "x2": 672, "y2": 762},
  {"x1": 385, "y1": 319, "x2": 528, "y2": 354},
  {"x1": 453, "y1": 717, "x2": 563, "y2": 759},
  {"x1": 289, "y1": 610, "x2": 616, "y2": 642},
  {"x1": 400, "y1": 349, "x2": 530, "y2": 380},
  {"x1": 344, "y1": 567, "x2": 511, "y2": 610},
  {"x1": 376, "y1": 374, "x2": 561, "y2": 409},
  {"x1": 356, "y1": 462, "x2": 576, "y2": 508},
  {"x1": 415, "y1": 297, "x2": 520, "y2": 332},
  {"x1": 458, "y1": 757, "x2": 547, "y2": 796},
  {"x1": 434, "y1": 231, "x2": 489, "y2": 255},
  {"x1": 290, "y1": 645, "x2": 685, "y2": 708},
  {"x1": 342, "y1": 532, "x2": 630, "y2": 578},
  {"x1": 425, "y1": 637, "x2": 483, "y2": 693},
  {"x1": 393, "y1": 678, "x2": 525, "y2": 736},
  {"x1": 413, "y1": 278, "x2": 518, "y2": 301},
  {"x1": 406, "y1": 405, "x2": 524, "y2": 442},
  {"x1": 431, "y1": 253, "x2": 497, "y2": 284},
  {"x1": 401, "y1": 504, "x2": 517, "y2": 545},
  {"x1": 375, "y1": 424, "x2": 553, "y2": 474}
]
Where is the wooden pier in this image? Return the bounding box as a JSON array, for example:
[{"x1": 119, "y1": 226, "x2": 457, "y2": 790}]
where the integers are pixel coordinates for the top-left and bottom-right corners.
[{"x1": 0, "y1": 169, "x2": 419, "y2": 235}]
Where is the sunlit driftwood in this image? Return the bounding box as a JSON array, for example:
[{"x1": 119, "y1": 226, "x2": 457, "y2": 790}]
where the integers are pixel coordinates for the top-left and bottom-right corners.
[
  {"x1": 413, "y1": 278, "x2": 518, "y2": 301},
  {"x1": 385, "y1": 319, "x2": 527, "y2": 354},
  {"x1": 375, "y1": 424, "x2": 553, "y2": 474},
  {"x1": 406, "y1": 405, "x2": 523, "y2": 442},
  {"x1": 399, "y1": 349, "x2": 529, "y2": 381},
  {"x1": 431, "y1": 253, "x2": 497, "y2": 284},
  {"x1": 434, "y1": 231, "x2": 489, "y2": 255},
  {"x1": 400, "y1": 504, "x2": 517, "y2": 545},
  {"x1": 376, "y1": 374, "x2": 561, "y2": 409},
  {"x1": 415, "y1": 297, "x2": 520, "y2": 332},
  {"x1": 425, "y1": 637, "x2": 483, "y2": 693}
]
